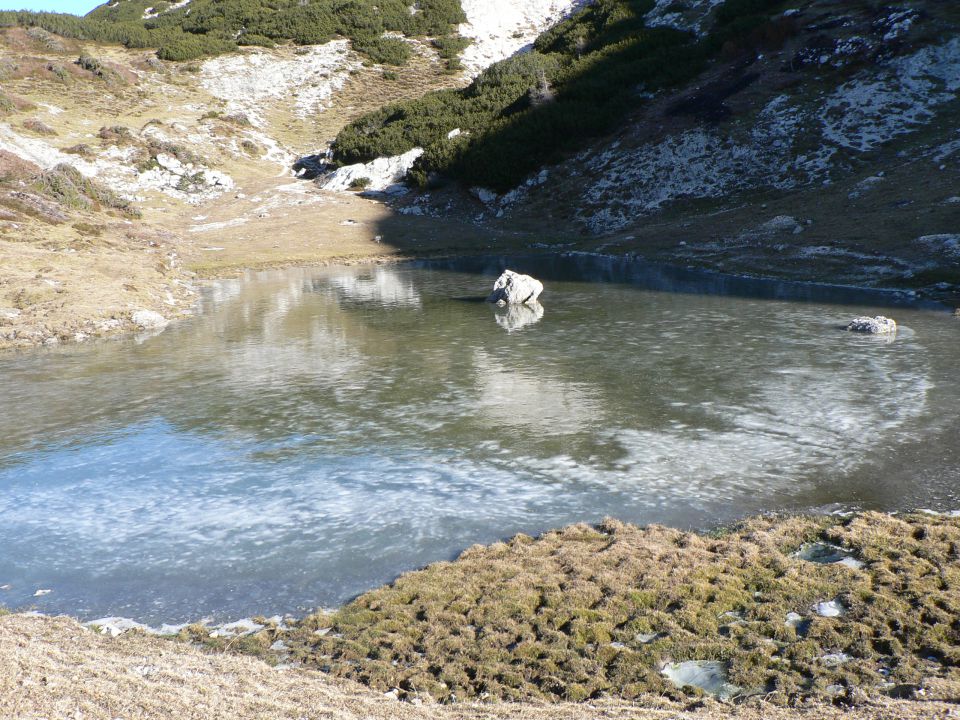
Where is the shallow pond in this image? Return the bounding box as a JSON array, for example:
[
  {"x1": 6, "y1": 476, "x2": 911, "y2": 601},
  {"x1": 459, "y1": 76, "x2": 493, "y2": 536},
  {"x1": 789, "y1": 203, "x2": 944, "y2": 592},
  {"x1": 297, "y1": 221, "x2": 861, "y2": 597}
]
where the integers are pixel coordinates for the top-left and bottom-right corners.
[{"x1": 1, "y1": 255, "x2": 958, "y2": 622}]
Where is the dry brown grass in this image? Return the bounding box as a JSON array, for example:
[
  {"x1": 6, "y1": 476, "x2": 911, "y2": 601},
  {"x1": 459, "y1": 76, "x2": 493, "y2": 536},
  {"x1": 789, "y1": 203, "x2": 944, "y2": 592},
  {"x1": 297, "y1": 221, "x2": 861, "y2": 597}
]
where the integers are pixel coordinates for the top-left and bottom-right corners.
[{"x1": 1, "y1": 613, "x2": 956, "y2": 720}]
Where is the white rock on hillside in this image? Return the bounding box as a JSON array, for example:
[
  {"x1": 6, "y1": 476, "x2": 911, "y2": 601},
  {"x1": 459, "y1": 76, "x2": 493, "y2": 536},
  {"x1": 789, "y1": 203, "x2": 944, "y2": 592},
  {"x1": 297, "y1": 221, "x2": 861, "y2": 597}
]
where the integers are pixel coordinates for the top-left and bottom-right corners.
[
  {"x1": 132, "y1": 310, "x2": 169, "y2": 330},
  {"x1": 487, "y1": 270, "x2": 544, "y2": 306},
  {"x1": 320, "y1": 148, "x2": 424, "y2": 192},
  {"x1": 846, "y1": 316, "x2": 897, "y2": 334}
]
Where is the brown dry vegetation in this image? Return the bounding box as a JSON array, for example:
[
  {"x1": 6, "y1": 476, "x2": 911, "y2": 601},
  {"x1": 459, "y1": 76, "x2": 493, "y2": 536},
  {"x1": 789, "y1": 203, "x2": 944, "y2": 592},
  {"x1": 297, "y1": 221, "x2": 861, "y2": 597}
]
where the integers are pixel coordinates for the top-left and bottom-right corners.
[
  {"x1": 2, "y1": 613, "x2": 958, "y2": 720},
  {"x1": 0, "y1": 26, "x2": 478, "y2": 351}
]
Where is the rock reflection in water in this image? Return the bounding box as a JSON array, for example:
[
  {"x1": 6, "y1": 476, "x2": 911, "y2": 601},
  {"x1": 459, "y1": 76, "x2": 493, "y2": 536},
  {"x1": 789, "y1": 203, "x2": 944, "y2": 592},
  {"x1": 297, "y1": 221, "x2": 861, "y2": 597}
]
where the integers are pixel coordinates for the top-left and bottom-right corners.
[{"x1": 494, "y1": 301, "x2": 544, "y2": 332}]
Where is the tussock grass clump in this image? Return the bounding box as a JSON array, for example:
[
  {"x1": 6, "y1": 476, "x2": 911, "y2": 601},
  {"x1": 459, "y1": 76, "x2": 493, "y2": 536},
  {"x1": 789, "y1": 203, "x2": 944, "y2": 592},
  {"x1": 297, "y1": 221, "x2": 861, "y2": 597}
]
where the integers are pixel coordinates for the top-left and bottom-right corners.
[
  {"x1": 0, "y1": 148, "x2": 42, "y2": 184},
  {"x1": 75, "y1": 54, "x2": 123, "y2": 84},
  {"x1": 280, "y1": 512, "x2": 960, "y2": 705},
  {"x1": 33, "y1": 164, "x2": 139, "y2": 218},
  {"x1": 22, "y1": 117, "x2": 56, "y2": 136}
]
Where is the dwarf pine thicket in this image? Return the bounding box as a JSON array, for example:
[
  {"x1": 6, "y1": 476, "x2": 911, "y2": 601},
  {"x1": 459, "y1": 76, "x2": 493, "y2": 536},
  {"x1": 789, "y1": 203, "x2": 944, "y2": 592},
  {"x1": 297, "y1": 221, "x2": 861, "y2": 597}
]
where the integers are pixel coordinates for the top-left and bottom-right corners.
[
  {"x1": 0, "y1": 0, "x2": 467, "y2": 65},
  {"x1": 332, "y1": 0, "x2": 794, "y2": 191}
]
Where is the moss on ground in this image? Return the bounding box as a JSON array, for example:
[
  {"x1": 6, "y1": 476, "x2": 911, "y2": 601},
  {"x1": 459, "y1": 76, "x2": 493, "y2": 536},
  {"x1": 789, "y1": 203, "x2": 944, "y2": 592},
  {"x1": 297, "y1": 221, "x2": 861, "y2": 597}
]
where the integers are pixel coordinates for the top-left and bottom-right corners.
[{"x1": 252, "y1": 512, "x2": 960, "y2": 706}]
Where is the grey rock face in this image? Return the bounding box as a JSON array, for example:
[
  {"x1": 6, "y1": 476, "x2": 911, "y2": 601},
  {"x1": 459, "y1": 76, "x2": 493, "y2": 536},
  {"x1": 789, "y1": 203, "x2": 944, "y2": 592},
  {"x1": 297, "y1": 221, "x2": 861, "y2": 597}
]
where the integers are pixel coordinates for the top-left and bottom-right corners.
[
  {"x1": 487, "y1": 270, "x2": 544, "y2": 306},
  {"x1": 846, "y1": 315, "x2": 897, "y2": 334}
]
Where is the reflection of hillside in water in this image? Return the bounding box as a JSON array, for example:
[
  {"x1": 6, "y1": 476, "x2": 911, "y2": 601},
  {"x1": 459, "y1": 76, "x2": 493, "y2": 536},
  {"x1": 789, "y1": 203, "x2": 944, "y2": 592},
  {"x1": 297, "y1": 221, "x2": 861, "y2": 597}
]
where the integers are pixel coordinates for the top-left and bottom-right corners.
[{"x1": 0, "y1": 263, "x2": 941, "y2": 483}]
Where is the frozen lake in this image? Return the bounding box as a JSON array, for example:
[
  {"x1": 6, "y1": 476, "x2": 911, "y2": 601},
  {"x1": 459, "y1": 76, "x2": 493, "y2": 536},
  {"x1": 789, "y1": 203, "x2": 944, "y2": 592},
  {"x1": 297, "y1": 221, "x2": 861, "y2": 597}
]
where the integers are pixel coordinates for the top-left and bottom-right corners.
[{"x1": 1, "y1": 255, "x2": 957, "y2": 623}]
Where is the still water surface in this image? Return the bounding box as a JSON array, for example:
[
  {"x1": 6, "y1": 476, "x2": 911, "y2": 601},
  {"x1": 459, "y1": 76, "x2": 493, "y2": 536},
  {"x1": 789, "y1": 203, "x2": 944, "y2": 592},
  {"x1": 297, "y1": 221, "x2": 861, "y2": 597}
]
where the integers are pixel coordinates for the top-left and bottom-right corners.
[{"x1": 1, "y1": 255, "x2": 958, "y2": 622}]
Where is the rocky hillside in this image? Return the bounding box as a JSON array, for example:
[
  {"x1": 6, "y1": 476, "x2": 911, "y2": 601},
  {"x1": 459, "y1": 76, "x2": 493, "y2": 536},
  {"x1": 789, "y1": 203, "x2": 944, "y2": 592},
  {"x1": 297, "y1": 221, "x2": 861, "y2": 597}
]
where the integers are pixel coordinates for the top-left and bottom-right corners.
[
  {"x1": 0, "y1": 0, "x2": 957, "y2": 351},
  {"x1": 334, "y1": 0, "x2": 960, "y2": 294}
]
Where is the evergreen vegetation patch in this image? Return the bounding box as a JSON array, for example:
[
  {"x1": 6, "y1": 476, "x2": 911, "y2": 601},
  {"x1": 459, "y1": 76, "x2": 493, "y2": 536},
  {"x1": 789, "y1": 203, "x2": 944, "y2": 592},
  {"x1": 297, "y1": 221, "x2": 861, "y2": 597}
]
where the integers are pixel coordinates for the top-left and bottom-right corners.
[{"x1": 0, "y1": 0, "x2": 467, "y2": 64}]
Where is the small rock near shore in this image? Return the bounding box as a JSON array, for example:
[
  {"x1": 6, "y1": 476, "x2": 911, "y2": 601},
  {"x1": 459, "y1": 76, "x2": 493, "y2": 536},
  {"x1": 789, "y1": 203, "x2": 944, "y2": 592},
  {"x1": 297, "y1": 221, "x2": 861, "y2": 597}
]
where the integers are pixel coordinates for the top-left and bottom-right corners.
[
  {"x1": 487, "y1": 270, "x2": 543, "y2": 306},
  {"x1": 132, "y1": 310, "x2": 169, "y2": 330},
  {"x1": 846, "y1": 315, "x2": 897, "y2": 334}
]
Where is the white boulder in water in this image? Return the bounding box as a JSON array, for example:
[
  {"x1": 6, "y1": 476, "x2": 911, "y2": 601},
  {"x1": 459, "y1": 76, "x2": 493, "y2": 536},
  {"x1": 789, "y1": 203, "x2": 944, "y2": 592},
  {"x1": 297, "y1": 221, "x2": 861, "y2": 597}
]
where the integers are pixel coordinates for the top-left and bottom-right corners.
[
  {"x1": 487, "y1": 270, "x2": 544, "y2": 306},
  {"x1": 132, "y1": 310, "x2": 169, "y2": 330},
  {"x1": 846, "y1": 315, "x2": 896, "y2": 334}
]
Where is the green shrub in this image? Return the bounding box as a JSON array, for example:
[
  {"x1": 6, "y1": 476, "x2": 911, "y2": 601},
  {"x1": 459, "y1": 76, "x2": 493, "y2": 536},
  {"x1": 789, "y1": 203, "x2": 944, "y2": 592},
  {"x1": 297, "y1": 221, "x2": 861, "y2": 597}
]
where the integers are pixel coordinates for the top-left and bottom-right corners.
[
  {"x1": 352, "y1": 36, "x2": 411, "y2": 66},
  {"x1": 157, "y1": 34, "x2": 237, "y2": 62},
  {"x1": 1, "y1": 1, "x2": 470, "y2": 66},
  {"x1": 432, "y1": 33, "x2": 471, "y2": 59},
  {"x1": 237, "y1": 33, "x2": 275, "y2": 48}
]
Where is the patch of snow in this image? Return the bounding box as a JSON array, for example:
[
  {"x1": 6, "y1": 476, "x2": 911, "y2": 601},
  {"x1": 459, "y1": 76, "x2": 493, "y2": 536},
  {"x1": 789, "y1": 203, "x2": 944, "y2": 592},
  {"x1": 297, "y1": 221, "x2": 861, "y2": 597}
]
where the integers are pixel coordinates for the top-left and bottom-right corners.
[
  {"x1": 209, "y1": 618, "x2": 264, "y2": 638},
  {"x1": 458, "y1": 0, "x2": 590, "y2": 76},
  {"x1": 661, "y1": 661, "x2": 743, "y2": 700},
  {"x1": 201, "y1": 43, "x2": 359, "y2": 126},
  {"x1": 88, "y1": 617, "x2": 156, "y2": 637},
  {"x1": 814, "y1": 599, "x2": 845, "y2": 618},
  {"x1": 319, "y1": 148, "x2": 423, "y2": 192}
]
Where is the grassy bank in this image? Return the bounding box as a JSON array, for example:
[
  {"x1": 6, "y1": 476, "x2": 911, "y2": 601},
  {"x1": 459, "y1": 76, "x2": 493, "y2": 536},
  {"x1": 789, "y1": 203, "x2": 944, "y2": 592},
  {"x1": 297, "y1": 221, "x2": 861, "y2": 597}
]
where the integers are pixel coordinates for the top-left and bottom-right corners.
[
  {"x1": 190, "y1": 511, "x2": 960, "y2": 707},
  {"x1": 1, "y1": 617, "x2": 954, "y2": 720}
]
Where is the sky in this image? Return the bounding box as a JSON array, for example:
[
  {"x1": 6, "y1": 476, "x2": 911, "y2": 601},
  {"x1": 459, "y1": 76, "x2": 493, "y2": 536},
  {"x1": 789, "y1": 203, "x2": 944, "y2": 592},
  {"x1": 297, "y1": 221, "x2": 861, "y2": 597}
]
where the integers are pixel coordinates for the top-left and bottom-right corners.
[{"x1": 0, "y1": 0, "x2": 103, "y2": 14}]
